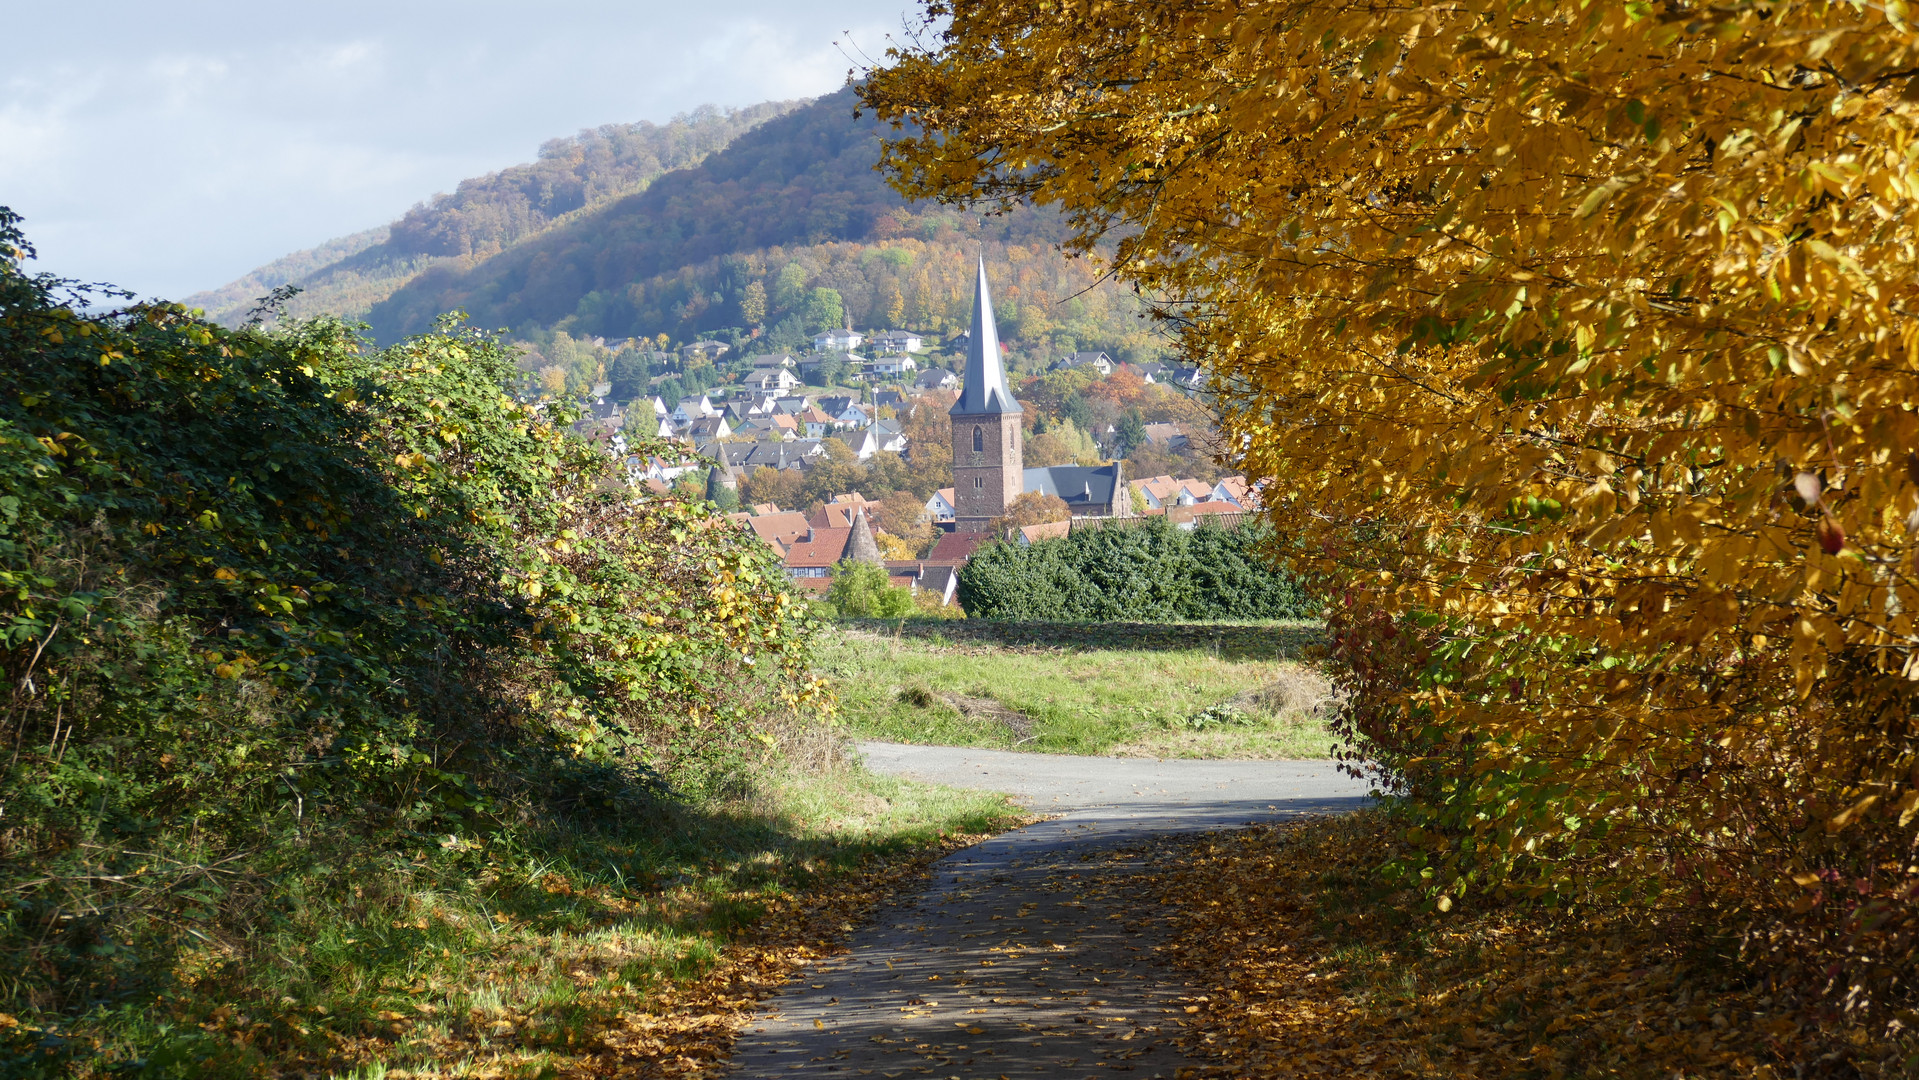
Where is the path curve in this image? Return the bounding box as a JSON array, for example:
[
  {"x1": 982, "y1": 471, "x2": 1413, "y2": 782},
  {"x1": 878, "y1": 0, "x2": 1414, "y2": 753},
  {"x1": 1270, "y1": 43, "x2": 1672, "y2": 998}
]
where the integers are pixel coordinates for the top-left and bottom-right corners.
[{"x1": 724, "y1": 745, "x2": 1372, "y2": 1078}]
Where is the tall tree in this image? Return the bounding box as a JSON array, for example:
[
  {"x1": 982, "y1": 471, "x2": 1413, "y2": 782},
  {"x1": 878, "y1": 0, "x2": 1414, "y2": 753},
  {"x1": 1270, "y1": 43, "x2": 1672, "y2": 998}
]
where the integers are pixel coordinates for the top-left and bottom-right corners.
[{"x1": 864, "y1": 0, "x2": 1919, "y2": 1005}]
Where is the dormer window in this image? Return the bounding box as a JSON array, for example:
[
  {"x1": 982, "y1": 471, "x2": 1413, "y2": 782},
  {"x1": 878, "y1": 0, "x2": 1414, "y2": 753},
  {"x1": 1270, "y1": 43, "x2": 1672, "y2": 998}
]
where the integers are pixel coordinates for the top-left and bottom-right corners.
[{"x1": 973, "y1": 426, "x2": 985, "y2": 452}]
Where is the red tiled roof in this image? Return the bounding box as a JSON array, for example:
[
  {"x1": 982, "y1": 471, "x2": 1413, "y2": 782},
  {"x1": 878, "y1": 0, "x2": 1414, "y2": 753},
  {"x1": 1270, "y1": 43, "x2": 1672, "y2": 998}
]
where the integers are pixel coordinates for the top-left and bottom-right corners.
[
  {"x1": 784, "y1": 527, "x2": 852, "y2": 568},
  {"x1": 811, "y1": 504, "x2": 868, "y2": 530},
  {"x1": 925, "y1": 531, "x2": 991, "y2": 565},
  {"x1": 745, "y1": 511, "x2": 810, "y2": 551},
  {"x1": 1019, "y1": 520, "x2": 1072, "y2": 544}
]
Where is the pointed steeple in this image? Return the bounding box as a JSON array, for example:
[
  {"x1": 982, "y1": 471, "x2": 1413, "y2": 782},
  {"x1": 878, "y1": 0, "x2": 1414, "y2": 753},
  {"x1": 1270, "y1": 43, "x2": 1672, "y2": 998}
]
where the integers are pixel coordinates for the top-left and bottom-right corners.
[{"x1": 949, "y1": 257, "x2": 1022, "y2": 417}]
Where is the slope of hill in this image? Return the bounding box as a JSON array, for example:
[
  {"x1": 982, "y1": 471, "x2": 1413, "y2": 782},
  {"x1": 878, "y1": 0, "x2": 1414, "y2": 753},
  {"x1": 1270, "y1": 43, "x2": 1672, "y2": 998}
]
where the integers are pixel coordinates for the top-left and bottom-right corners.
[
  {"x1": 364, "y1": 89, "x2": 1158, "y2": 363},
  {"x1": 185, "y1": 101, "x2": 803, "y2": 326}
]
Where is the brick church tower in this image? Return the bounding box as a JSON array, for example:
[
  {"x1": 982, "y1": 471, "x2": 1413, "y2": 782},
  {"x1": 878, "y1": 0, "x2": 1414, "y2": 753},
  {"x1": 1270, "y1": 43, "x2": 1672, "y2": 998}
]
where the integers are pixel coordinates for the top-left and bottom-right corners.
[{"x1": 951, "y1": 258, "x2": 1023, "y2": 531}]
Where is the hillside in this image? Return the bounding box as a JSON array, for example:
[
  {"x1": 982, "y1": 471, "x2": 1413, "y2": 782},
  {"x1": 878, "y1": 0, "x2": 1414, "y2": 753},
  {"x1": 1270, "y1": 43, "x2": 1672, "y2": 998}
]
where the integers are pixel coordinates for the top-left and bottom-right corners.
[
  {"x1": 366, "y1": 88, "x2": 1159, "y2": 361},
  {"x1": 185, "y1": 101, "x2": 802, "y2": 325}
]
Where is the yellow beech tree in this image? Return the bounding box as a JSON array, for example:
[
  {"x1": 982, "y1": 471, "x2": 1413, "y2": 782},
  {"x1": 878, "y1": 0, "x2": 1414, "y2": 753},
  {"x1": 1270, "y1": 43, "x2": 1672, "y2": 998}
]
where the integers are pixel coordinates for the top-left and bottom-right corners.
[{"x1": 865, "y1": 0, "x2": 1919, "y2": 1004}]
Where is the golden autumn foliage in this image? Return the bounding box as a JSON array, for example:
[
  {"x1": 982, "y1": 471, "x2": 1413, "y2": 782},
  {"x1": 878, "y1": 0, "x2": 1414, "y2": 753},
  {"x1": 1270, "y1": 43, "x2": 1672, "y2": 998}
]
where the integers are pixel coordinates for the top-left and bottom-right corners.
[{"x1": 864, "y1": 0, "x2": 1919, "y2": 1013}]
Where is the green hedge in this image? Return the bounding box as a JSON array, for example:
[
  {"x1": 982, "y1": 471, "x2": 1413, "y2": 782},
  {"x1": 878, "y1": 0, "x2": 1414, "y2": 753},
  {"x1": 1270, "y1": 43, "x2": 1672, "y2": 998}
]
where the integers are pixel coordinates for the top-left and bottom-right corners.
[
  {"x1": 0, "y1": 206, "x2": 820, "y2": 1061},
  {"x1": 955, "y1": 517, "x2": 1313, "y2": 620}
]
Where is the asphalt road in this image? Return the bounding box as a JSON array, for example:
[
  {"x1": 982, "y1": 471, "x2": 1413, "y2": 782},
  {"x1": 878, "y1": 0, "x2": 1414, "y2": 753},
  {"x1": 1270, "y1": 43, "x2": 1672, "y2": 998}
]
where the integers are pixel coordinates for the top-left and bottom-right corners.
[{"x1": 723, "y1": 745, "x2": 1372, "y2": 1079}]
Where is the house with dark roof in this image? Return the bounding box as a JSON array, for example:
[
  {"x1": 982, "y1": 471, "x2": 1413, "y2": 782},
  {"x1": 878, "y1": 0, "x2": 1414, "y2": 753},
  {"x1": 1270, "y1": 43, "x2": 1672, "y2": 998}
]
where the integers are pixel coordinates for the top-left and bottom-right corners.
[
  {"x1": 871, "y1": 330, "x2": 925, "y2": 354},
  {"x1": 1056, "y1": 351, "x2": 1115, "y2": 375},
  {"x1": 742, "y1": 368, "x2": 801, "y2": 393},
  {"x1": 1022, "y1": 463, "x2": 1128, "y2": 518},
  {"x1": 684, "y1": 416, "x2": 730, "y2": 442},
  {"x1": 915, "y1": 369, "x2": 957, "y2": 391},
  {"x1": 885, "y1": 561, "x2": 958, "y2": 606},
  {"x1": 681, "y1": 339, "x2": 730, "y2": 363}
]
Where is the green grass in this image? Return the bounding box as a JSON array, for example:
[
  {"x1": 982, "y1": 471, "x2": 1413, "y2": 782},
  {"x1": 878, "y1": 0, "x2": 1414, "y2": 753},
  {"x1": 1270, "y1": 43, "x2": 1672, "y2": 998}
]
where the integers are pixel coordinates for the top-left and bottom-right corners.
[
  {"x1": 818, "y1": 625, "x2": 1337, "y2": 758},
  {"x1": 15, "y1": 763, "x2": 1020, "y2": 1079}
]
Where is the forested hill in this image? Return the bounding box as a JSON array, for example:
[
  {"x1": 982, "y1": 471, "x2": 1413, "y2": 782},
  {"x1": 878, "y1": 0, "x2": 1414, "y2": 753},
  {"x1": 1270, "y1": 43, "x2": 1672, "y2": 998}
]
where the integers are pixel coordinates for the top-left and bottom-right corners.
[
  {"x1": 363, "y1": 89, "x2": 1154, "y2": 361},
  {"x1": 185, "y1": 101, "x2": 802, "y2": 326},
  {"x1": 367, "y1": 88, "x2": 911, "y2": 341},
  {"x1": 196, "y1": 90, "x2": 1161, "y2": 363}
]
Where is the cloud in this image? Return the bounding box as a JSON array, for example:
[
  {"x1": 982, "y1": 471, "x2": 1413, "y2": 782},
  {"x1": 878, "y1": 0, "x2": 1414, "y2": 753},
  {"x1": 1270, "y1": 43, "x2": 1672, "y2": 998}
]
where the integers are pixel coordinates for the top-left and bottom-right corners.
[{"x1": 1, "y1": 1, "x2": 917, "y2": 301}]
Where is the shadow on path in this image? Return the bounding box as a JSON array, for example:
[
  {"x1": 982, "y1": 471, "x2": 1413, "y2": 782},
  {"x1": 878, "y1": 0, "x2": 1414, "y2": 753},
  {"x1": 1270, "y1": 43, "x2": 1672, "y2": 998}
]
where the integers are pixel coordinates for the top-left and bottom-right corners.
[{"x1": 724, "y1": 746, "x2": 1372, "y2": 1078}]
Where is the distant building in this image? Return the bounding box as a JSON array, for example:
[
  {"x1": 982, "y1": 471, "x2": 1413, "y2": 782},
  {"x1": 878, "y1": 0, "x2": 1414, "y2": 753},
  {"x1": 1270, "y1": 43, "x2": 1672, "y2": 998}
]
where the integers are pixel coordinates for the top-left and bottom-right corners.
[
  {"x1": 924, "y1": 488, "x2": 957, "y2": 524},
  {"x1": 1056, "y1": 351, "x2": 1115, "y2": 375},
  {"x1": 1023, "y1": 463, "x2": 1128, "y2": 518},
  {"x1": 670, "y1": 394, "x2": 720, "y2": 423},
  {"x1": 915, "y1": 369, "x2": 958, "y2": 391},
  {"x1": 812, "y1": 328, "x2": 864, "y2": 353},
  {"x1": 864, "y1": 355, "x2": 918, "y2": 378},
  {"x1": 747, "y1": 352, "x2": 799, "y2": 369},
  {"x1": 681, "y1": 339, "x2": 730, "y2": 363},
  {"x1": 742, "y1": 368, "x2": 802, "y2": 394},
  {"x1": 1140, "y1": 422, "x2": 1189, "y2": 450},
  {"x1": 870, "y1": 330, "x2": 925, "y2": 354}
]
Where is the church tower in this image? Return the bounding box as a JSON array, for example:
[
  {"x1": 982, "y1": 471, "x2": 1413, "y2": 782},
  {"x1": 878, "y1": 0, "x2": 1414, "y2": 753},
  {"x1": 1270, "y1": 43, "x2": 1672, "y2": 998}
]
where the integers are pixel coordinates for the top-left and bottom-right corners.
[{"x1": 950, "y1": 258, "x2": 1023, "y2": 531}]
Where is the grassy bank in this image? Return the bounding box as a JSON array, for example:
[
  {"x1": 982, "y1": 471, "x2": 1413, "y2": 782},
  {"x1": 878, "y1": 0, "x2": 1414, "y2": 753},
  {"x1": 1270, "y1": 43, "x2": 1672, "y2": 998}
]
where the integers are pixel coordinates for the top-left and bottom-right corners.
[
  {"x1": 10, "y1": 755, "x2": 1022, "y2": 1078},
  {"x1": 820, "y1": 623, "x2": 1336, "y2": 758}
]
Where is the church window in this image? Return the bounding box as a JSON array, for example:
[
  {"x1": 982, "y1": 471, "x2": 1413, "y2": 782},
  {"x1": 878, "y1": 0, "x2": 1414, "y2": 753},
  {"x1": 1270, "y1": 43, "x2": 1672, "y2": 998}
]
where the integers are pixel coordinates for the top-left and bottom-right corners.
[
  {"x1": 972, "y1": 426, "x2": 984, "y2": 452},
  {"x1": 974, "y1": 477, "x2": 984, "y2": 490}
]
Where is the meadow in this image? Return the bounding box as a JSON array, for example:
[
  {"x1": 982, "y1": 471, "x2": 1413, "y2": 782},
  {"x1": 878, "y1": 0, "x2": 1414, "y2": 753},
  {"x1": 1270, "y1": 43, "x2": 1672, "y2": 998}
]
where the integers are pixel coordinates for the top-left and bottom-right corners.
[{"x1": 819, "y1": 622, "x2": 1336, "y2": 760}]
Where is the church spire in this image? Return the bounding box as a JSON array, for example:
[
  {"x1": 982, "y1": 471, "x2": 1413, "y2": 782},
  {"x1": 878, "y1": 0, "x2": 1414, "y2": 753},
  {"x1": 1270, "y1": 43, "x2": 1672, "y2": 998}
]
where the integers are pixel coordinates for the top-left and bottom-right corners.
[{"x1": 950, "y1": 256, "x2": 1022, "y2": 417}]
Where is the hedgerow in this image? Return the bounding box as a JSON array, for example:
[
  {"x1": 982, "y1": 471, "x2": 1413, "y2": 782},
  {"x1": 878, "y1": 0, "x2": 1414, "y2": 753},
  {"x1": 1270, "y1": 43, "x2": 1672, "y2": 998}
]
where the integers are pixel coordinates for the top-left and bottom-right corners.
[
  {"x1": 955, "y1": 517, "x2": 1312, "y2": 621},
  {"x1": 0, "y1": 207, "x2": 823, "y2": 1068}
]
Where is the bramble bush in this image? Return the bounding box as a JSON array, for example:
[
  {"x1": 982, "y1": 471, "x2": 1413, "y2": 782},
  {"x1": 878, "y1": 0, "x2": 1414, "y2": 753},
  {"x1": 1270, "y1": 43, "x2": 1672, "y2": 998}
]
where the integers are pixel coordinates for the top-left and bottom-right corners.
[
  {"x1": 955, "y1": 517, "x2": 1312, "y2": 621},
  {"x1": 0, "y1": 207, "x2": 823, "y2": 1068}
]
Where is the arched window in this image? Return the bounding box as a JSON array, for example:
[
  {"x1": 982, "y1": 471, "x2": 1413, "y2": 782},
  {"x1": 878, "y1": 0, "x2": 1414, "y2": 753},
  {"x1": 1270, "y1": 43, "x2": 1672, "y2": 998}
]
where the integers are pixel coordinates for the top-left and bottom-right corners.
[{"x1": 972, "y1": 426, "x2": 985, "y2": 452}]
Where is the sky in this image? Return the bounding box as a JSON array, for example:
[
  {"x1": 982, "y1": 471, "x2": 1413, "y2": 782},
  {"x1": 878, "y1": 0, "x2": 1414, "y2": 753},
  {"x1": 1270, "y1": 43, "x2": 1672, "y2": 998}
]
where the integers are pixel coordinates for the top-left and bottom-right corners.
[{"x1": 1, "y1": 1, "x2": 924, "y2": 301}]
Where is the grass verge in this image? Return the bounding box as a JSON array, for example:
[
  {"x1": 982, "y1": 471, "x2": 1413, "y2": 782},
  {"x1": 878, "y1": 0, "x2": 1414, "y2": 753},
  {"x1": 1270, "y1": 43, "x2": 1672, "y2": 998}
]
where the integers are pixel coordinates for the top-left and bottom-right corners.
[
  {"x1": 1135, "y1": 813, "x2": 1910, "y2": 1078},
  {"x1": 819, "y1": 626, "x2": 1336, "y2": 758},
  {"x1": 6, "y1": 766, "x2": 1026, "y2": 1079}
]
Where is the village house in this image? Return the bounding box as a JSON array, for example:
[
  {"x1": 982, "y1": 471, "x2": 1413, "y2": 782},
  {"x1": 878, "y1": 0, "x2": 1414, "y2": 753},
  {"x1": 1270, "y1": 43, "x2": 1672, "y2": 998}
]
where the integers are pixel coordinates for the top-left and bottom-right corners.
[
  {"x1": 869, "y1": 418, "x2": 908, "y2": 455},
  {"x1": 870, "y1": 330, "x2": 924, "y2": 354},
  {"x1": 747, "y1": 352, "x2": 799, "y2": 370},
  {"x1": 799, "y1": 406, "x2": 834, "y2": 439},
  {"x1": 1056, "y1": 350, "x2": 1115, "y2": 375},
  {"x1": 1131, "y1": 475, "x2": 1215, "y2": 510},
  {"x1": 1140, "y1": 422, "x2": 1190, "y2": 450},
  {"x1": 1022, "y1": 463, "x2": 1129, "y2": 518},
  {"x1": 923, "y1": 488, "x2": 957, "y2": 524},
  {"x1": 862, "y1": 355, "x2": 918, "y2": 378},
  {"x1": 741, "y1": 368, "x2": 802, "y2": 394},
  {"x1": 738, "y1": 510, "x2": 811, "y2": 553},
  {"x1": 782, "y1": 512, "x2": 884, "y2": 592},
  {"x1": 1212, "y1": 475, "x2": 1259, "y2": 509},
  {"x1": 681, "y1": 339, "x2": 730, "y2": 363},
  {"x1": 670, "y1": 394, "x2": 720, "y2": 424},
  {"x1": 915, "y1": 368, "x2": 958, "y2": 391},
  {"x1": 1017, "y1": 521, "x2": 1072, "y2": 546},
  {"x1": 812, "y1": 328, "x2": 864, "y2": 353}
]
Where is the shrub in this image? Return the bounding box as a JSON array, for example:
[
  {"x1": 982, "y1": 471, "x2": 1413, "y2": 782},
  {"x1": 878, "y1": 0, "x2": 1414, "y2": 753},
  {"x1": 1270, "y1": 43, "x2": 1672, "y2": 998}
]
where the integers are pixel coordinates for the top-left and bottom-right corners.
[
  {"x1": 0, "y1": 207, "x2": 822, "y2": 1044},
  {"x1": 956, "y1": 517, "x2": 1311, "y2": 621},
  {"x1": 826, "y1": 560, "x2": 915, "y2": 618}
]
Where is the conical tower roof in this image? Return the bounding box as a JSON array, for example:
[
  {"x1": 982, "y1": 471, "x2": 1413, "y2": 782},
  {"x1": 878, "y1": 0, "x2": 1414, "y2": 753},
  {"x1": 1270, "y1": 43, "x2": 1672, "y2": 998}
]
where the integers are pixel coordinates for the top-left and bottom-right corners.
[
  {"x1": 949, "y1": 256, "x2": 1022, "y2": 417},
  {"x1": 842, "y1": 509, "x2": 884, "y2": 566}
]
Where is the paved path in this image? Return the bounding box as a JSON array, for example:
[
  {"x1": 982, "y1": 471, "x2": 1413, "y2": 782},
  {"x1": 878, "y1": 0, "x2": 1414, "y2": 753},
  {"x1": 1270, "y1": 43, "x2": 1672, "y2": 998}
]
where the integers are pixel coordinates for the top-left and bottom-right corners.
[{"x1": 724, "y1": 745, "x2": 1371, "y2": 1079}]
